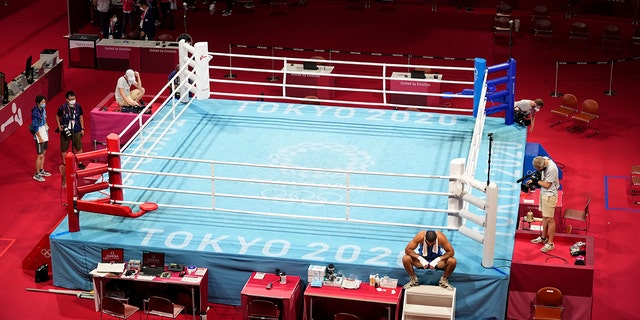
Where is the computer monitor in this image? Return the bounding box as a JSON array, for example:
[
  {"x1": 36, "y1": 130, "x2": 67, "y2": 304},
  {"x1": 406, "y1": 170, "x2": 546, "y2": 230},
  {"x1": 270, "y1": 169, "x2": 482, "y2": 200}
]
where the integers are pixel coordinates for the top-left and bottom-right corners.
[
  {"x1": 303, "y1": 62, "x2": 318, "y2": 70},
  {"x1": 141, "y1": 251, "x2": 165, "y2": 268},
  {"x1": 101, "y1": 247, "x2": 125, "y2": 263},
  {"x1": 410, "y1": 69, "x2": 426, "y2": 79},
  {"x1": 25, "y1": 55, "x2": 34, "y2": 84}
]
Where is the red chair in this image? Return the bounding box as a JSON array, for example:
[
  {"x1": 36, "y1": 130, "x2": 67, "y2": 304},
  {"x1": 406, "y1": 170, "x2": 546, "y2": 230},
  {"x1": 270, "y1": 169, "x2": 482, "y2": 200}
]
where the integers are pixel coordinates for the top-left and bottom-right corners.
[
  {"x1": 100, "y1": 296, "x2": 140, "y2": 320},
  {"x1": 563, "y1": 197, "x2": 591, "y2": 233},
  {"x1": 550, "y1": 93, "x2": 578, "y2": 127},
  {"x1": 248, "y1": 299, "x2": 280, "y2": 320},
  {"x1": 334, "y1": 313, "x2": 361, "y2": 320},
  {"x1": 569, "y1": 21, "x2": 588, "y2": 51},
  {"x1": 601, "y1": 24, "x2": 622, "y2": 53},
  {"x1": 146, "y1": 296, "x2": 185, "y2": 319},
  {"x1": 533, "y1": 287, "x2": 563, "y2": 320},
  {"x1": 570, "y1": 99, "x2": 599, "y2": 137}
]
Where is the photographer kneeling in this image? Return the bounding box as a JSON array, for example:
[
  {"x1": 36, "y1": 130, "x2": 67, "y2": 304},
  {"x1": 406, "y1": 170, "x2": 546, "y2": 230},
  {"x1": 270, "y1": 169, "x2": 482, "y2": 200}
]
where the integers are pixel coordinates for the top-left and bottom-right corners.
[
  {"x1": 514, "y1": 98, "x2": 544, "y2": 131},
  {"x1": 56, "y1": 90, "x2": 85, "y2": 170}
]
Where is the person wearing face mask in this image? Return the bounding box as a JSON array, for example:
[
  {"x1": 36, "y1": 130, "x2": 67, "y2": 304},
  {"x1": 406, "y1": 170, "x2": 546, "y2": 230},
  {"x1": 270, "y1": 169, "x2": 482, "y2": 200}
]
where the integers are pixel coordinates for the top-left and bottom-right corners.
[
  {"x1": 56, "y1": 91, "x2": 85, "y2": 170},
  {"x1": 31, "y1": 95, "x2": 51, "y2": 182},
  {"x1": 102, "y1": 12, "x2": 122, "y2": 39},
  {"x1": 514, "y1": 98, "x2": 544, "y2": 130}
]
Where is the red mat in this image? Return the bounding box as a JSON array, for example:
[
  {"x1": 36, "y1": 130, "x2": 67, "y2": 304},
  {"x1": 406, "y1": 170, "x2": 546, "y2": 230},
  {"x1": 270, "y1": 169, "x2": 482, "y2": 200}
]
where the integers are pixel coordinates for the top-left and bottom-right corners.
[{"x1": 605, "y1": 176, "x2": 640, "y2": 212}]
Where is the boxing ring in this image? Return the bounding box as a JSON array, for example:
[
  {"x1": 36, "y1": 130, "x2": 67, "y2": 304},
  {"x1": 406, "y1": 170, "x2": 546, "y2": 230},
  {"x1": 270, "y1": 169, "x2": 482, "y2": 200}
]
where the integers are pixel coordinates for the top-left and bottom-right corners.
[{"x1": 50, "y1": 41, "x2": 525, "y2": 320}]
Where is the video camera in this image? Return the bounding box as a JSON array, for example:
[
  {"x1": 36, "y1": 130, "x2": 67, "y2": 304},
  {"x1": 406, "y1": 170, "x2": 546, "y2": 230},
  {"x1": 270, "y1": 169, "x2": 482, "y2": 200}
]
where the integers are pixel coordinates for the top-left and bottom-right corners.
[{"x1": 517, "y1": 170, "x2": 542, "y2": 193}]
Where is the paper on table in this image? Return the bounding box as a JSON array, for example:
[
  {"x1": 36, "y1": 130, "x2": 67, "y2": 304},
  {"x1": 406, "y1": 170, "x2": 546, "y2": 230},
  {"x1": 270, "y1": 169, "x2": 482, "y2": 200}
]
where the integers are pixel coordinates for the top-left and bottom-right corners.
[
  {"x1": 181, "y1": 276, "x2": 202, "y2": 283},
  {"x1": 530, "y1": 225, "x2": 542, "y2": 231},
  {"x1": 136, "y1": 275, "x2": 156, "y2": 281}
]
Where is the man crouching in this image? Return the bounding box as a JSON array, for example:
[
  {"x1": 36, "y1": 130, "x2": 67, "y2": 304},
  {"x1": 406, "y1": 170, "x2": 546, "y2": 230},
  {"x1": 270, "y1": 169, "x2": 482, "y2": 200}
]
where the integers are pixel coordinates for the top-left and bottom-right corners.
[{"x1": 402, "y1": 230, "x2": 457, "y2": 290}]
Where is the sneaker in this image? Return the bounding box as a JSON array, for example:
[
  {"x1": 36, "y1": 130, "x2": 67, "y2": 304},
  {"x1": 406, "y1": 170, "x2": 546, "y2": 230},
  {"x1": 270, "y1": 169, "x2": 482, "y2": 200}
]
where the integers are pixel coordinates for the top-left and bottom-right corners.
[
  {"x1": 33, "y1": 173, "x2": 45, "y2": 182},
  {"x1": 243, "y1": 2, "x2": 255, "y2": 8},
  {"x1": 39, "y1": 169, "x2": 52, "y2": 177},
  {"x1": 222, "y1": 9, "x2": 231, "y2": 16},
  {"x1": 209, "y1": 3, "x2": 216, "y2": 14},
  {"x1": 438, "y1": 277, "x2": 454, "y2": 291},
  {"x1": 403, "y1": 276, "x2": 419, "y2": 289},
  {"x1": 541, "y1": 243, "x2": 555, "y2": 253},
  {"x1": 78, "y1": 163, "x2": 86, "y2": 170},
  {"x1": 530, "y1": 236, "x2": 548, "y2": 244}
]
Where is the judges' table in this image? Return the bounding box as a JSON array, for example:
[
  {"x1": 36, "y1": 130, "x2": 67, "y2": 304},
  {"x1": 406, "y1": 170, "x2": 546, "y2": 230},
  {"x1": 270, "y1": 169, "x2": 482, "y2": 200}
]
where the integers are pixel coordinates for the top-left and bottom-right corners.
[
  {"x1": 96, "y1": 39, "x2": 179, "y2": 73},
  {"x1": 304, "y1": 282, "x2": 402, "y2": 320},
  {"x1": 241, "y1": 272, "x2": 302, "y2": 320},
  {"x1": 0, "y1": 59, "x2": 63, "y2": 144},
  {"x1": 91, "y1": 267, "x2": 209, "y2": 319},
  {"x1": 283, "y1": 63, "x2": 335, "y2": 99},
  {"x1": 388, "y1": 72, "x2": 442, "y2": 107}
]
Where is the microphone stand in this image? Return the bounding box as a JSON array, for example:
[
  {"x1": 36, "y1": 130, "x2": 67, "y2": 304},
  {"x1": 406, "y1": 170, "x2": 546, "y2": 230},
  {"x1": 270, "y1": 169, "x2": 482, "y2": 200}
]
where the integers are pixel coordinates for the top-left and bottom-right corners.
[
  {"x1": 177, "y1": 3, "x2": 193, "y2": 48},
  {"x1": 183, "y1": 2, "x2": 188, "y2": 34},
  {"x1": 508, "y1": 20, "x2": 513, "y2": 60}
]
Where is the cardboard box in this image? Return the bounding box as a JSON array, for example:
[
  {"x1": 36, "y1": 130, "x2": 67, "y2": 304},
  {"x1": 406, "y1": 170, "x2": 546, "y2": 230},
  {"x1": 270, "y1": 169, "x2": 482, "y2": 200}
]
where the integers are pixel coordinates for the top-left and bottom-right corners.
[
  {"x1": 307, "y1": 265, "x2": 326, "y2": 283},
  {"x1": 40, "y1": 49, "x2": 59, "y2": 67}
]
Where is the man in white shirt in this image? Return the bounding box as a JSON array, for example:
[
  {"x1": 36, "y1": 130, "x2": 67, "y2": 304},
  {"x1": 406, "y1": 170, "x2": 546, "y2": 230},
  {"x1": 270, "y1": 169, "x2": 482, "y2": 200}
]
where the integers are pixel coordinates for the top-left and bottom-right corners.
[
  {"x1": 115, "y1": 69, "x2": 145, "y2": 107},
  {"x1": 529, "y1": 156, "x2": 560, "y2": 253}
]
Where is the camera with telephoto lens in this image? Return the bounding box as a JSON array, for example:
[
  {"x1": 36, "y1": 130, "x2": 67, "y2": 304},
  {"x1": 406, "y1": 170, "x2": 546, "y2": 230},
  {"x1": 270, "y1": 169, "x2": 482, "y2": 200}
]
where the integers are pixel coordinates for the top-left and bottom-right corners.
[
  {"x1": 62, "y1": 126, "x2": 72, "y2": 138},
  {"x1": 517, "y1": 170, "x2": 542, "y2": 193}
]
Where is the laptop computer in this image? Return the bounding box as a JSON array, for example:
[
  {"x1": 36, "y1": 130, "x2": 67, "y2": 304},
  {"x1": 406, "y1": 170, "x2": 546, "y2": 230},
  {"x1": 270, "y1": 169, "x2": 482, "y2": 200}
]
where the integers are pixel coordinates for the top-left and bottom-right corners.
[
  {"x1": 303, "y1": 61, "x2": 319, "y2": 70},
  {"x1": 410, "y1": 69, "x2": 426, "y2": 79},
  {"x1": 140, "y1": 251, "x2": 165, "y2": 276},
  {"x1": 96, "y1": 247, "x2": 126, "y2": 273}
]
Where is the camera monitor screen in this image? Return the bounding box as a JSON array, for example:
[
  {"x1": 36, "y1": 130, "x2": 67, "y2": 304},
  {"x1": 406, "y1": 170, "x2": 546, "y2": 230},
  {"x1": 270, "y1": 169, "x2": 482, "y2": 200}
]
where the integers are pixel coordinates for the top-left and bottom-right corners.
[
  {"x1": 142, "y1": 251, "x2": 165, "y2": 268},
  {"x1": 410, "y1": 69, "x2": 426, "y2": 79},
  {"x1": 303, "y1": 62, "x2": 318, "y2": 70},
  {"x1": 25, "y1": 55, "x2": 33, "y2": 84}
]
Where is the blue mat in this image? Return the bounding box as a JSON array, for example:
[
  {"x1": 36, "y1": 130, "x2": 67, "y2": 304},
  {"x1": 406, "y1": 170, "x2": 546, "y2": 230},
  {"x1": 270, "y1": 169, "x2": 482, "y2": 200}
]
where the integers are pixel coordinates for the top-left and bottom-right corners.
[{"x1": 51, "y1": 99, "x2": 528, "y2": 319}]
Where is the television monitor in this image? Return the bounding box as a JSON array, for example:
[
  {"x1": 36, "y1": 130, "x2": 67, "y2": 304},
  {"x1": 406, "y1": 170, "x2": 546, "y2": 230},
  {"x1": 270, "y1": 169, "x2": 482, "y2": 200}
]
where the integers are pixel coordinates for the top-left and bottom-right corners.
[
  {"x1": 101, "y1": 247, "x2": 125, "y2": 263},
  {"x1": 25, "y1": 55, "x2": 34, "y2": 84},
  {"x1": 0, "y1": 72, "x2": 6, "y2": 104},
  {"x1": 410, "y1": 69, "x2": 426, "y2": 79},
  {"x1": 303, "y1": 62, "x2": 318, "y2": 70},
  {"x1": 142, "y1": 251, "x2": 165, "y2": 268}
]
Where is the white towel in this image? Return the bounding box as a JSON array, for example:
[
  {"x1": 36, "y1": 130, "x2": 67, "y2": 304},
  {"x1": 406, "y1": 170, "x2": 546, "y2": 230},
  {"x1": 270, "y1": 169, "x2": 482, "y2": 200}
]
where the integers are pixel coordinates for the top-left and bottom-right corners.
[
  {"x1": 422, "y1": 232, "x2": 439, "y2": 254},
  {"x1": 431, "y1": 237, "x2": 439, "y2": 254}
]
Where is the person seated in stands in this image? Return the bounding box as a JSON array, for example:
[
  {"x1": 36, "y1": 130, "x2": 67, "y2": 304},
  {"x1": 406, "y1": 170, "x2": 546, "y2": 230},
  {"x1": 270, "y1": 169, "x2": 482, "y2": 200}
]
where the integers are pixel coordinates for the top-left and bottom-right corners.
[
  {"x1": 103, "y1": 12, "x2": 123, "y2": 39},
  {"x1": 115, "y1": 69, "x2": 145, "y2": 107},
  {"x1": 514, "y1": 98, "x2": 544, "y2": 128}
]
